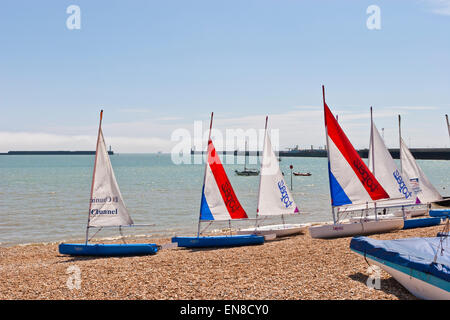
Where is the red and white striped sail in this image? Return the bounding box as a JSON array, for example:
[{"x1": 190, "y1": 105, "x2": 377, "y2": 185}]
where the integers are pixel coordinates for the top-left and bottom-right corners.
[
  {"x1": 257, "y1": 117, "x2": 299, "y2": 216},
  {"x1": 88, "y1": 111, "x2": 133, "y2": 227},
  {"x1": 324, "y1": 98, "x2": 389, "y2": 207},
  {"x1": 199, "y1": 138, "x2": 248, "y2": 221}
]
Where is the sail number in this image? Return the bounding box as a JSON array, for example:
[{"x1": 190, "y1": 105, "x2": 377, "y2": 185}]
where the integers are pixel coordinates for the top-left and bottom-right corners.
[
  {"x1": 221, "y1": 181, "x2": 241, "y2": 213},
  {"x1": 353, "y1": 160, "x2": 379, "y2": 193}
]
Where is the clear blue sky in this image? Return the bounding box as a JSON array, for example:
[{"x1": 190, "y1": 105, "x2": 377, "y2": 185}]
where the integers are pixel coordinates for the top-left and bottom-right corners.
[{"x1": 0, "y1": 0, "x2": 449, "y2": 152}]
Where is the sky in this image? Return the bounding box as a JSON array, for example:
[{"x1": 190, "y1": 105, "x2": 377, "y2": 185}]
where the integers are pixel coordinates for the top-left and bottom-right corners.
[{"x1": 0, "y1": 0, "x2": 449, "y2": 153}]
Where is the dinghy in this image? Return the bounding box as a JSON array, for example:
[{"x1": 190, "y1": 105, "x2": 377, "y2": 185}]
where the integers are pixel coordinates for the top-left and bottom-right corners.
[
  {"x1": 237, "y1": 116, "x2": 308, "y2": 238},
  {"x1": 369, "y1": 109, "x2": 426, "y2": 212},
  {"x1": 427, "y1": 116, "x2": 450, "y2": 211},
  {"x1": 430, "y1": 209, "x2": 450, "y2": 218},
  {"x1": 172, "y1": 234, "x2": 263, "y2": 248},
  {"x1": 402, "y1": 217, "x2": 442, "y2": 229},
  {"x1": 59, "y1": 243, "x2": 158, "y2": 256},
  {"x1": 352, "y1": 109, "x2": 437, "y2": 231},
  {"x1": 235, "y1": 169, "x2": 259, "y2": 176},
  {"x1": 235, "y1": 139, "x2": 259, "y2": 176},
  {"x1": 338, "y1": 109, "x2": 428, "y2": 224},
  {"x1": 348, "y1": 207, "x2": 442, "y2": 229},
  {"x1": 350, "y1": 229, "x2": 450, "y2": 299},
  {"x1": 399, "y1": 116, "x2": 444, "y2": 206},
  {"x1": 293, "y1": 172, "x2": 311, "y2": 176},
  {"x1": 59, "y1": 110, "x2": 158, "y2": 256},
  {"x1": 171, "y1": 113, "x2": 264, "y2": 248},
  {"x1": 309, "y1": 86, "x2": 403, "y2": 239},
  {"x1": 380, "y1": 115, "x2": 447, "y2": 230}
]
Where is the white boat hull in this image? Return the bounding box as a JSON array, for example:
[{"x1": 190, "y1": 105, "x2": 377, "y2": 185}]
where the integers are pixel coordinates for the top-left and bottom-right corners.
[
  {"x1": 406, "y1": 207, "x2": 428, "y2": 217},
  {"x1": 391, "y1": 207, "x2": 428, "y2": 218},
  {"x1": 309, "y1": 219, "x2": 404, "y2": 239},
  {"x1": 339, "y1": 205, "x2": 428, "y2": 219},
  {"x1": 350, "y1": 214, "x2": 408, "y2": 222},
  {"x1": 366, "y1": 257, "x2": 450, "y2": 300},
  {"x1": 237, "y1": 223, "x2": 308, "y2": 237}
]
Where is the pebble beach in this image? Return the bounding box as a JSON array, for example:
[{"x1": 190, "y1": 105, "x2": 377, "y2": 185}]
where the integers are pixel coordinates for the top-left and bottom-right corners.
[{"x1": 0, "y1": 224, "x2": 445, "y2": 300}]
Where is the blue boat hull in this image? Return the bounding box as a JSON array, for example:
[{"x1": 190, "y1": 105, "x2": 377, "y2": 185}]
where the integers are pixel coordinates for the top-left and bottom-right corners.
[
  {"x1": 350, "y1": 236, "x2": 450, "y2": 299},
  {"x1": 172, "y1": 235, "x2": 264, "y2": 248},
  {"x1": 403, "y1": 217, "x2": 442, "y2": 229},
  {"x1": 429, "y1": 209, "x2": 450, "y2": 218},
  {"x1": 59, "y1": 243, "x2": 159, "y2": 256}
]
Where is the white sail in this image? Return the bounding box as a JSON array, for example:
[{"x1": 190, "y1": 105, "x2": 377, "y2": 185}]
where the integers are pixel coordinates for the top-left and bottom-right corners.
[
  {"x1": 368, "y1": 122, "x2": 416, "y2": 204},
  {"x1": 88, "y1": 128, "x2": 133, "y2": 227},
  {"x1": 257, "y1": 122, "x2": 299, "y2": 216},
  {"x1": 446, "y1": 115, "x2": 450, "y2": 139},
  {"x1": 400, "y1": 138, "x2": 443, "y2": 204}
]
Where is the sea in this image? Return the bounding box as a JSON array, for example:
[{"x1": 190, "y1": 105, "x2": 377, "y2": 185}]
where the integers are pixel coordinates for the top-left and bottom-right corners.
[{"x1": 0, "y1": 154, "x2": 448, "y2": 246}]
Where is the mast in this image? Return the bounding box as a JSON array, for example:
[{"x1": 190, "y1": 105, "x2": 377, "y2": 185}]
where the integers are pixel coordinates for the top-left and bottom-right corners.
[
  {"x1": 370, "y1": 107, "x2": 375, "y2": 177},
  {"x1": 244, "y1": 139, "x2": 248, "y2": 171},
  {"x1": 322, "y1": 85, "x2": 337, "y2": 224},
  {"x1": 398, "y1": 114, "x2": 402, "y2": 173},
  {"x1": 256, "y1": 116, "x2": 269, "y2": 220},
  {"x1": 197, "y1": 112, "x2": 214, "y2": 237},
  {"x1": 446, "y1": 114, "x2": 450, "y2": 139},
  {"x1": 85, "y1": 109, "x2": 103, "y2": 244}
]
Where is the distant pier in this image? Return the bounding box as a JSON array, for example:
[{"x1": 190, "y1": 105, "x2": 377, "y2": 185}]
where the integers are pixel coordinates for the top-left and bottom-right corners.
[
  {"x1": 190, "y1": 148, "x2": 450, "y2": 160},
  {"x1": 0, "y1": 150, "x2": 114, "y2": 155}
]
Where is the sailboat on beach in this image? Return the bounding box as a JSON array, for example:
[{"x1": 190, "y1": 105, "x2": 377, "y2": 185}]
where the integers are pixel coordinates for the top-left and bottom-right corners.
[
  {"x1": 59, "y1": 110, "x2": 159, "y2": 256},
  {"x1": 237, "y1": 116, "x2": 309, "y2": 237},
  {"x1": 350, "y1": 114, "x2": 449, "y2": 299},
  {"x1": 309, "y1": 86, "x2": 404, "y2": 239},
  {"x1": 428, "y1": 114, "x2": 450, "y2": 218},
  {"x1": 344, "y1": 108, "x2": 441, "y2": 230},
  {"x1": 399, "y1": 115, "x2": 444, "y2": 206},
  {"x1": 340, "y1": 109, "x2": 423, "y2": 217},
  {"x1": 171, "y1": 113, "x2": 265, "y2": 248}
]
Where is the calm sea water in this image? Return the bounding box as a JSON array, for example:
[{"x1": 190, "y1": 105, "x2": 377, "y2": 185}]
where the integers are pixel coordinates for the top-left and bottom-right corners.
[{"x1": 0, "y1": 154, "x2": 448, "y2": 246}]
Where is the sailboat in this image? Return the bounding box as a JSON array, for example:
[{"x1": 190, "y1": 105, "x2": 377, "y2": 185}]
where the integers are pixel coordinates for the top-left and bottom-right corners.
[
  {"x1": 430, "y1": 115, "x2": 450, "y2": 218},
  {"x1": 171, "y1": 113, "x2": 265, "y2": 248},
  {"x1": 308, "y1": 86, "x2": 404, "y2": 239},
  {"x1": 347, "y1": 108, "x2": 441, "y2": 227},
  {"x1": 237, "y1": 116, "x2": 309, "y2": 237},
  {"x1": 59, "y1": 110, "x2": 159, "y2": 256},
  {"x1": 399, "y1": 115, "x2": 443, "y2": 205},
  {"x1": 235, "y1": 139, "x2": 259, "y2": 176},
  {"x1": 426, "y1": 114, "x2": 450, "y2": 218},
  {"x1": 340, "y1": 109, "x2": 416, "y2": 222},
  {"x1": 293, "y1": 172, "x2": 312, "y2": 176},
  {"x1": 399, "y1": 115, "x2": 446, "y2": 208},
  {"x1": 350, "y1": 115, "x2": 450, "y2": 299}
]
